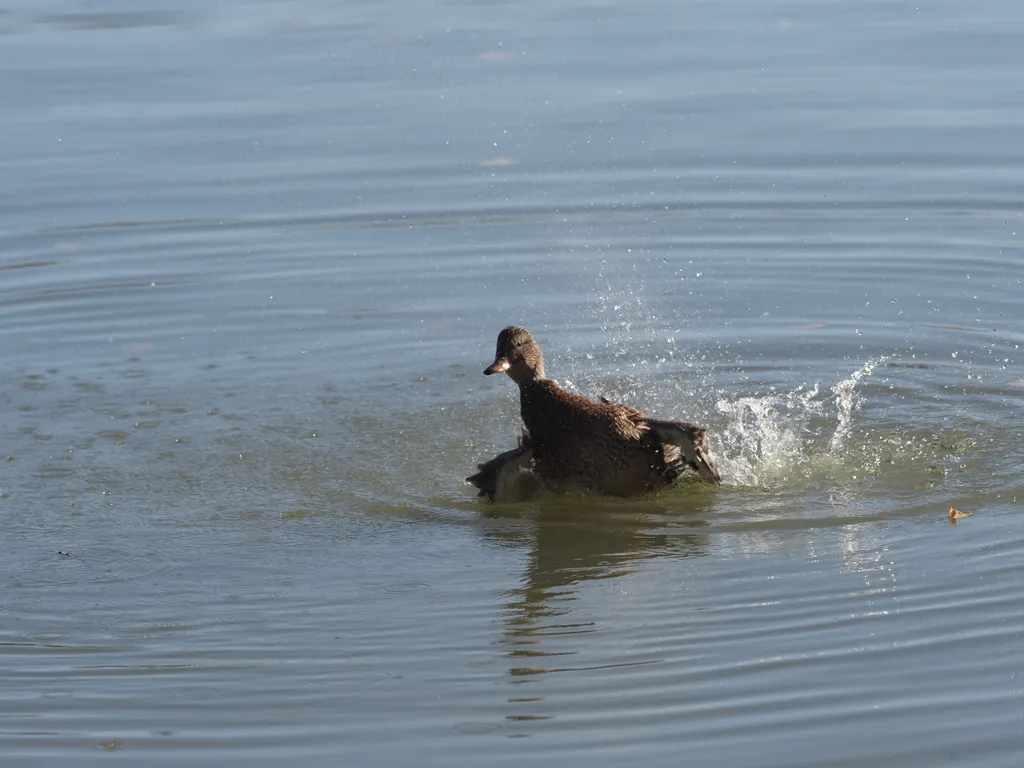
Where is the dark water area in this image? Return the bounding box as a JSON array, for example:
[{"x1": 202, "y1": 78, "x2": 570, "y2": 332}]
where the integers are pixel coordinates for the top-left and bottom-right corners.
[{"x1": 2, "y1": 1, "x2": 1023, "y2": 765}]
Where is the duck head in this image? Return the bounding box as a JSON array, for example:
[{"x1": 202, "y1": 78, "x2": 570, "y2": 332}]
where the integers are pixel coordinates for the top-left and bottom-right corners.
[{"x1": 484, "y1": 325, "x2": 546, "y2": 384}]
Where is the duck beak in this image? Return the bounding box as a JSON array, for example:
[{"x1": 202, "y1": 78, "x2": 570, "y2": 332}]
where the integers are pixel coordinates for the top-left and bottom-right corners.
[{"x1": 484, "y1": 358, "x2": 510, "y2": 375}]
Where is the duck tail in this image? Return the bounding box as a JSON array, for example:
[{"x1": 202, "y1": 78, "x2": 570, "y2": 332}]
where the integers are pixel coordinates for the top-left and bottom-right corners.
[
  {"x1": 646, "y1": 420, "x2": 722, "y2": 485},
  {"x1": 690, "y1": 431, "x2": 722, "y2": 485}
]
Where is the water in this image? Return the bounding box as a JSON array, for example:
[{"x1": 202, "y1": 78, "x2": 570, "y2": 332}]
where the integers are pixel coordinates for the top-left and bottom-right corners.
[{"x1": 3, "y1": 1, "x2": 1024, "y2": 765}]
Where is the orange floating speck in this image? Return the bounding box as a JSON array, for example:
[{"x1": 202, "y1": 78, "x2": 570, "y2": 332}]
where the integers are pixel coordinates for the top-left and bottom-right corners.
[{"x1": 949, "y1": 506, "x2": 973, "y2": 525}]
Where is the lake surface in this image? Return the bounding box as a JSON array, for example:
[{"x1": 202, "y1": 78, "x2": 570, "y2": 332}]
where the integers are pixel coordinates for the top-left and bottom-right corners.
[{"x1": 3, "y1": 0, "x2": 1024, "y2": 765}]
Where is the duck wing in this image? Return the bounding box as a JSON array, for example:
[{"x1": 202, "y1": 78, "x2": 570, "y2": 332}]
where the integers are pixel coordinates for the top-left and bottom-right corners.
[
  {"x1": 644, "y1": 419, "x2": 722, "y2": 485},
  {"x1": 598, "y1": 394, "x2": 721, "y2": 485},
  {"x1": 467, "y1": 433, "x2": 537, "y2": 501}
]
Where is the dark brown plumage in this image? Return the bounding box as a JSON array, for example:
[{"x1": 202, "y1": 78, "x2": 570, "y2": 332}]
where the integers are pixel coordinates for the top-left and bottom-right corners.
[
  {"x1": 468, "y1": 326, "x2": 722, "y2": 499},
  {"x1": 466, "y1": 433, "x2": 537, "y2": 502}
]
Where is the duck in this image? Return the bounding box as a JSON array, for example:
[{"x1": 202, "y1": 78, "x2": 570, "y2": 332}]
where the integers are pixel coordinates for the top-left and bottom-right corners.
[{"x1": 468, "y1": 325, "x2": 722, "y2": 499}]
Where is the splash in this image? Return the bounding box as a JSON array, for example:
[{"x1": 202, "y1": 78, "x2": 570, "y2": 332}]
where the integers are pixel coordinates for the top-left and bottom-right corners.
[
  {"x1": 715, "y1": 383, "x2": 826, "y2": 486},
  {"x1": 829, "y1": 356, "x2": 887, "y2": 453},
  {"x1": 715, "y1": 357, "x2": 888, "y2": 487}
]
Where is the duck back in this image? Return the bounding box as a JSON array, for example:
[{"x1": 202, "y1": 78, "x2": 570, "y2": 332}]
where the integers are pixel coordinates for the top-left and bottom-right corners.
[{"x1": 519, "y1": 380, "x2": 675, "y2": 496}]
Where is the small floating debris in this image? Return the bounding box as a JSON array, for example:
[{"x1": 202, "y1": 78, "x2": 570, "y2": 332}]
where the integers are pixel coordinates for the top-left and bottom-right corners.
[{"x1": 949, "y1": 506, "x2": 974, "y2": 525}]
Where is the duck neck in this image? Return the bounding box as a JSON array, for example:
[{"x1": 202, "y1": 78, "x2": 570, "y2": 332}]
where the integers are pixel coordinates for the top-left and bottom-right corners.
[{"x1": 508, "y1": 360, "x2": 544, "y2": 386}]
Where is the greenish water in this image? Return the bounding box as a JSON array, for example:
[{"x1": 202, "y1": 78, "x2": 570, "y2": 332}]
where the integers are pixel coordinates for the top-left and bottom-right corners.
[{"x1": 2, "y1": 1, "x2": 1024, "y2": 765}]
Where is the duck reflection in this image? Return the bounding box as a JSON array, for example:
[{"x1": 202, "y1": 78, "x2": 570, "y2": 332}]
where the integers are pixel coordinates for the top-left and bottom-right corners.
[{"x1": 477, "y1": 492, "x2": 713, "y2": 724}]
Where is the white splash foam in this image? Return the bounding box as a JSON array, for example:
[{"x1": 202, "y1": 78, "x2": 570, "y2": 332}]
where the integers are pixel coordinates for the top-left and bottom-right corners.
[
  {"x1": 715, "y1": 357, "x2": 888, "y2": 487},
  {"x1": 715, "y1": 383, "x2": 825, "y2": 486}
]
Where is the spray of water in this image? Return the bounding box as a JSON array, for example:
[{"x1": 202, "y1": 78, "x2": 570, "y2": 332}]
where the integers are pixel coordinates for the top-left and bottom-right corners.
[
  {"x1": 829, "y1": 356, "x2": 887, "y2": 453},
  {"x1": 714, "y1": 357, "x2": 888, "y2": 487},
  {"x1": 577, "y1": 260, "x2": 891, "y2": 489}
]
